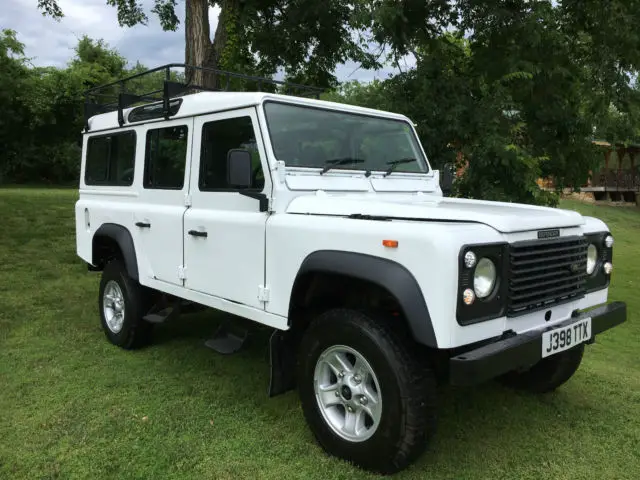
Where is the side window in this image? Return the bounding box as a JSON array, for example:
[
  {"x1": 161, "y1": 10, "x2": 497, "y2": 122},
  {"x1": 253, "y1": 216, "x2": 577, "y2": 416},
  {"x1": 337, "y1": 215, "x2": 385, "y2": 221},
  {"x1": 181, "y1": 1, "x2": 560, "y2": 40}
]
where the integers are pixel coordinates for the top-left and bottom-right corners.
[
  {"x1": 144, "y1": 125, "x2": 188, "y2": 190},
  {"x1": 199, "y1": 116, "x2": 264, "y2": 191},
  {"x1": 85, "y1": 131, "x2": 136, "y2": 186}
]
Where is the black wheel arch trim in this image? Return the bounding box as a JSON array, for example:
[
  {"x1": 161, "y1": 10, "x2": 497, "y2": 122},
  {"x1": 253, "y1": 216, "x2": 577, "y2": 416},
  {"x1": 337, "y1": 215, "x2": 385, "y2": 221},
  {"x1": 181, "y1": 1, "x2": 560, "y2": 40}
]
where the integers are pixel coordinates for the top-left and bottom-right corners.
[
  {"x1": 293, "y1": 250, "x2": 438, "y2": 348},
  {"x1": 92, "y1": 223, "x2": 139, "y2": 281}
]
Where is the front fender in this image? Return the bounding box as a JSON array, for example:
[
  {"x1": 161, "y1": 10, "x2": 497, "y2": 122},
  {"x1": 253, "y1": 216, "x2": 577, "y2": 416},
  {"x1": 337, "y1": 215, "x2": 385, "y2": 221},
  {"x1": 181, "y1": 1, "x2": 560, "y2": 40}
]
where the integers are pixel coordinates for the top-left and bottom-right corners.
[{"x1": 294, "y1": 250, "x2": 437, "y2": 348}]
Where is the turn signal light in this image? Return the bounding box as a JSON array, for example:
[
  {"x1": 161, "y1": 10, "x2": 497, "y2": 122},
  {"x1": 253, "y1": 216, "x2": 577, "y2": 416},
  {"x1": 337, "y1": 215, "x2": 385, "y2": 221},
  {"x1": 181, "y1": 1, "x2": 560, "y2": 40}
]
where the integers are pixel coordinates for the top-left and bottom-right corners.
[
  {"x1": 382, "y1": 239, "x2": 398, "y2": 248},
  {"x1": 463, "y1": 288, "x2": 475, "y2": 305}
]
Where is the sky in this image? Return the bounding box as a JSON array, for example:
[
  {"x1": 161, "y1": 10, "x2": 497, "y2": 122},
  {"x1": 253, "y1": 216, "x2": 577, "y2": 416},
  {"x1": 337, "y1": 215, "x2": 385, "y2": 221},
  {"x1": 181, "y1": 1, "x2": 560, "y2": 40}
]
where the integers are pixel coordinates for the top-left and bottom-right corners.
[{"x1": 5, "y1": 0, "x2": 410, "y2": 82}]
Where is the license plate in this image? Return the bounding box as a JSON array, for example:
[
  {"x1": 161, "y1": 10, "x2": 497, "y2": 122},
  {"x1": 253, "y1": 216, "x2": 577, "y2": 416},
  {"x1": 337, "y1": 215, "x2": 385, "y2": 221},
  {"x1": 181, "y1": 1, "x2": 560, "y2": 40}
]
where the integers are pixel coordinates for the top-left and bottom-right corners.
[{"x1": 541, "y1": 318, "x2": 592, "y2": 358}]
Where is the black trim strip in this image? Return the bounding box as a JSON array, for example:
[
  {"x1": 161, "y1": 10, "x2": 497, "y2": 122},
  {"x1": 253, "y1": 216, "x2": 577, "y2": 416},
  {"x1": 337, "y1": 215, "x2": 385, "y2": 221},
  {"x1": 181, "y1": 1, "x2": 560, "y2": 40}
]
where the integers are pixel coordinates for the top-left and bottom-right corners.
[
  {"x1": 293, "y1": 250, "x2": 438, "y2": 347},
  {"x1": 92, "y1": 223, "x2": 139, "y2": 280},
  {"x1": 239, "y1": 191, "x2": 269, "y2": 212},
  {"x1": 585, "y1": 231, "x2": 613, "y2": 293}
]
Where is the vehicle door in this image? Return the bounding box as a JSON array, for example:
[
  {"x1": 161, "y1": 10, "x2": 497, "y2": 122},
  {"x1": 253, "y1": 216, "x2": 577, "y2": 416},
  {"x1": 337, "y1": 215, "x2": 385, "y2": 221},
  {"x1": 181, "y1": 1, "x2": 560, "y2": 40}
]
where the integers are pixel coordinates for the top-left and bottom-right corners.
[
  {"x1": 183, "y1": 108, "x2": 269, "y2": 309},
  {"x1": 134, "y1": 118, "x2": 194, "y2": 286}
]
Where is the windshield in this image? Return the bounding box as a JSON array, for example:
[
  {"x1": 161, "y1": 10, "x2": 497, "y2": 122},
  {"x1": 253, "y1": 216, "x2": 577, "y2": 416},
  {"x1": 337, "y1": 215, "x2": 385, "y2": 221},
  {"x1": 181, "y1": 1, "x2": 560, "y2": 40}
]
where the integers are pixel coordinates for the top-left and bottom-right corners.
[{"x1": 263, "y1": 102, "x2": 429, "y2": 174}]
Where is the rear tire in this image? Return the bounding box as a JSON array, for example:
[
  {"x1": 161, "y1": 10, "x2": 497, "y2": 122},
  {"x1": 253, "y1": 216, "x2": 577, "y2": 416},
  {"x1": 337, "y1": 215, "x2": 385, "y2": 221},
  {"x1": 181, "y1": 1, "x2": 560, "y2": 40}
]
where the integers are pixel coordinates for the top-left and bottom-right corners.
[
  {"x1": 500, "y1": 344, "x2": 585, "y2": 393},
  {"x1": 99, "y1": 260, "x2": 153, "y2": 349},
  {"x1": 296, "y1": 309, "x2": 437, "y2": 474}
]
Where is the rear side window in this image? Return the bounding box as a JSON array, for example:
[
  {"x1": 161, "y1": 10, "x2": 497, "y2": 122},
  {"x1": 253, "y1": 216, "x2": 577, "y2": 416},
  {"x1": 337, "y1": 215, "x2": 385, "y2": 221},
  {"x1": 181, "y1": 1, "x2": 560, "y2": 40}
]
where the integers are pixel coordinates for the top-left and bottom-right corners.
[
  {"x1": 144, "y1": 125, "x2": 189, "y2": 190},
  {"x1": 85, "y1": 131, "x2": 136, "y2": 186}
]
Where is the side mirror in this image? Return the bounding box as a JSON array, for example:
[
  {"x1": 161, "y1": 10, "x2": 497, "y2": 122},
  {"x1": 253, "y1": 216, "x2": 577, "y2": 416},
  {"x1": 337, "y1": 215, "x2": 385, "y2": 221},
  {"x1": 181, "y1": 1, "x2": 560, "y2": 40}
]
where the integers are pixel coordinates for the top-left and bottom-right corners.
[
  {"x1": 227, "y1": 149, "x2": 252, "y2": 188},
  {"x1": 440, "y1": 162, "x2": 455, "y2": 197}
]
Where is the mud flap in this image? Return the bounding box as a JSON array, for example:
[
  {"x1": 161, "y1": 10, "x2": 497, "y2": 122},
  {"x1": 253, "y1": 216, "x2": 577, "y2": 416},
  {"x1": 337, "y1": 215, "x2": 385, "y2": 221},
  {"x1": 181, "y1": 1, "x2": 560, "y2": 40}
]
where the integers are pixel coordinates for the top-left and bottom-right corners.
[{"x1": 268, "y1": 330, "x2": 297, "y2": 397}]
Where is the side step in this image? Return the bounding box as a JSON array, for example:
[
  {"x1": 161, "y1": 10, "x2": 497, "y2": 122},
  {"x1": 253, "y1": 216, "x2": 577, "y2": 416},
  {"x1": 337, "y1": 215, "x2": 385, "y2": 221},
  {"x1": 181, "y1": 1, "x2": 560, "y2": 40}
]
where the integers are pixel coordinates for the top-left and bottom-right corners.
[
  {"x1": 143, "y1": 306, "x2": 178, "y2": 324},
  {"x1": 204, "y1": 321, "x2": 249, "y2": 355},
  {"x1": 143, "y1": 299, "x2": 205, "y2": 324}
]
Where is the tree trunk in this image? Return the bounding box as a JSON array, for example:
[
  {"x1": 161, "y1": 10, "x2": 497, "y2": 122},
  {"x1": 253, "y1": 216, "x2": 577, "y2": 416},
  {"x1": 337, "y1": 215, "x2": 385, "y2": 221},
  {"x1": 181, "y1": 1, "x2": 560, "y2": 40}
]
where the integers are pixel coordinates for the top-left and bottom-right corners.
[
  {"x1": 185, "y1": 0, "x2": 213, "y2": 88},
  {"x1": 184, "y1": 0, "x2": 239, "y2": 90}
]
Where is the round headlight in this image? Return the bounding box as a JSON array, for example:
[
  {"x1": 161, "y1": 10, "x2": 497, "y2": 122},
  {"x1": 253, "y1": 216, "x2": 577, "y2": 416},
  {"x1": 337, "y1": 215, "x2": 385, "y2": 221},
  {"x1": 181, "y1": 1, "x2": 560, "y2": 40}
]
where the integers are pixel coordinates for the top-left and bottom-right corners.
[
  {"x1": 604, "y1": 235, "x2": 614, "y2": 248},
  {"x1": 586, "y1": 244, "x2": 598, "y2": 275},
  {"x1": 474, "y1": 258, "x2": 497, "y2": 298}
]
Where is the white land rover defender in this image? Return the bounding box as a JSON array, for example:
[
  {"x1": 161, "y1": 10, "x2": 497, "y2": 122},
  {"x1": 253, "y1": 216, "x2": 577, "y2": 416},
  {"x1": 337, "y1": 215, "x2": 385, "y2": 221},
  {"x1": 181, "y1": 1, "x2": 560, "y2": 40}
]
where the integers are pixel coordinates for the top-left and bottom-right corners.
[{"x1": 76, "y1": 65, "x2": 626, "y2": 474}]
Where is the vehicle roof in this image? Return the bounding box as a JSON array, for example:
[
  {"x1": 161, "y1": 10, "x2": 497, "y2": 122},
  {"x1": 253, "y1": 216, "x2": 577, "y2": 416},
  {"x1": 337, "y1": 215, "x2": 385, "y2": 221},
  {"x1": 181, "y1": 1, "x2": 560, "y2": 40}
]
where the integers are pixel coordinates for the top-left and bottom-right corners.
[{"x1": 86, "y1": 91, "x2": 411, "y2": 132}]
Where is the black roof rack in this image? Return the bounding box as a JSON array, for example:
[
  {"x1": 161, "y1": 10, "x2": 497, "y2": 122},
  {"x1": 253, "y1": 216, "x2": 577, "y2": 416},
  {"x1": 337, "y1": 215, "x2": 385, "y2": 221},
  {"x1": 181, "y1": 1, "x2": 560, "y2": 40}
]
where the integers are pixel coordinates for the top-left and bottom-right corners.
[{"x1": 83, "y1": 63, "x2": 324, "y2": 132}]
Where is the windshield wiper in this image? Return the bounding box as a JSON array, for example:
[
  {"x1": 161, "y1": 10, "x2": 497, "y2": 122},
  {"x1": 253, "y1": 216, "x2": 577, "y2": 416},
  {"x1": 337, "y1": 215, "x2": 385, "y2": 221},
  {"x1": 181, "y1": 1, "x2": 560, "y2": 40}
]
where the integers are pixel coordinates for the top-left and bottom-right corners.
[
  {"x1": 384, "y1": 158, "x2": 417, "y2": 177},
  {"x1": 320, "y1": 157, "x2": 365, "y2": 175}
]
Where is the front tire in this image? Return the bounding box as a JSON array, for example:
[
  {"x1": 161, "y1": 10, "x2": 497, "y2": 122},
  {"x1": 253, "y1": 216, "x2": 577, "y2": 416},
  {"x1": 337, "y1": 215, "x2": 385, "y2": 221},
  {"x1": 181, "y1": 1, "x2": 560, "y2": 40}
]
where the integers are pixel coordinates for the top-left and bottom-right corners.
[
  {"x1": 500, "y1": 344, "x2": 585, "y2": 393},
  {"x1": 297, "y1": 309, "x2": 436, "y2": 474},
  {"x1": 99, "y1": 260, "x2": 153, "y2": 349}
]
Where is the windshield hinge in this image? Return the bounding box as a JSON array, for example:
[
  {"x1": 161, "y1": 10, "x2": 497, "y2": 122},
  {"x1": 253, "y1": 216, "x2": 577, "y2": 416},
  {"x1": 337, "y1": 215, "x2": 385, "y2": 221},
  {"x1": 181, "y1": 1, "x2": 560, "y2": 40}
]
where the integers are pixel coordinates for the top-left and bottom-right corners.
[
  {"x1": 275, "y1": 161, "x2": 286, "y2": 184},
  {"x1": 184, "y1": 194, "x2": 192, "y2": 207},
  {"x1": 178, "y1": 265, "x2": 187, "y2": 280},
  {"x1": 258, "y1": 285, "x2": 270, "y2": 302}
]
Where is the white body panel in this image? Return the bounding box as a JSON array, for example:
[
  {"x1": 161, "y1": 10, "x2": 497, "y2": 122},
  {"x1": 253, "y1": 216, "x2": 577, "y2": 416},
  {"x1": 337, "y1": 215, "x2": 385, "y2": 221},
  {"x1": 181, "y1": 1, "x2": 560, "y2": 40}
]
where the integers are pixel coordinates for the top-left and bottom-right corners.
[
  {"x1": 264, "y1": 214, "x2": 608, "y2": 348},
  {"x1": 133, "y1": 117, "x2": 193, "y2": 285},
  {"x1": 183, "y1": 108, "x2": 269, "y2": 309},
  {"x1": 284, "y1": 192, "x2": 584, "y2": 233},
  {"x1": 76, "y1": 90, "x2": 613, "y2": 351}
]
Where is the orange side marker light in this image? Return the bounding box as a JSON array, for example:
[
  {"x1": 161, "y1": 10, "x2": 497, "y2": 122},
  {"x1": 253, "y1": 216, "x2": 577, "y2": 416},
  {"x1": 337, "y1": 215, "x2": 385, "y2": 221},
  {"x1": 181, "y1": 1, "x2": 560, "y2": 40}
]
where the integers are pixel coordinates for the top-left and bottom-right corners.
[{"x1": 382, "y1": 239, "x2": 398, "y2": 248}]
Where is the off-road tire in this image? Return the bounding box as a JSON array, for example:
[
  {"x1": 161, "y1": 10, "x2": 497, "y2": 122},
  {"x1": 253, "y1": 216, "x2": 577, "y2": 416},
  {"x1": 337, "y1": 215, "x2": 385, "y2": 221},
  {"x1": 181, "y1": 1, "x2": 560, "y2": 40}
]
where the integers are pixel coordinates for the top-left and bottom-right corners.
[
  {"x1": 500, "y1": 344, "x2": 585, "y2": 393},
  {"x1": 297, "y1": 309, "x2": 437, "y2": 474},
  {"x1": 98, "y1": 260, "x2": 153, "y2": 349}
]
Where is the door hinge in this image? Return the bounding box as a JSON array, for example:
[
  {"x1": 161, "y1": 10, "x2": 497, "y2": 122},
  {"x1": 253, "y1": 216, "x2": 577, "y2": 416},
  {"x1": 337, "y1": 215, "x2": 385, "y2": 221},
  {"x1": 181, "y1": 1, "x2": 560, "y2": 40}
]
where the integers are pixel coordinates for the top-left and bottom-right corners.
[
  {"x1": 178, "y1": 265, "x2": 187, "y2": 280},
  {"x1": 184, "y1": 194, "x2": 192, "y2": 207},
  {"x1": 258, "y1": 285, "x2": 270, "y2": 302}
]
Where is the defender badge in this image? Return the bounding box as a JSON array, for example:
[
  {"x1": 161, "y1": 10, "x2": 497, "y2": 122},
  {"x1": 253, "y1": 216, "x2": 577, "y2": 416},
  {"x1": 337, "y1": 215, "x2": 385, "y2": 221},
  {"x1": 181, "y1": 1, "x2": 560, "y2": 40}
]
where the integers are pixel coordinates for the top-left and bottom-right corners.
[{"x1": 538, "y1": 229, "x2": 560, "y2": 239}]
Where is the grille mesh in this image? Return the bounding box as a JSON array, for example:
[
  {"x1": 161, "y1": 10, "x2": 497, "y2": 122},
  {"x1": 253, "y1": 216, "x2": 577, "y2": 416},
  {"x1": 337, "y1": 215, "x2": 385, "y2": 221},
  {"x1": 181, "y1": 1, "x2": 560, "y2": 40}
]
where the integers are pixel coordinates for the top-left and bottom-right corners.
[{"x1": 508, "y1": 236, "x2": 588, "y2": 316}]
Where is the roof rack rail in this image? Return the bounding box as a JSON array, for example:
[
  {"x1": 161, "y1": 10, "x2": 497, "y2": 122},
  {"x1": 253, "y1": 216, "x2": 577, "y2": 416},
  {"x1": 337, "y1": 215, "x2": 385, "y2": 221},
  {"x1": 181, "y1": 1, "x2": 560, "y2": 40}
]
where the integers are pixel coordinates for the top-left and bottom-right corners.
[{"x1": 83, "y1": 63, "x2": 324, "y2": 132}]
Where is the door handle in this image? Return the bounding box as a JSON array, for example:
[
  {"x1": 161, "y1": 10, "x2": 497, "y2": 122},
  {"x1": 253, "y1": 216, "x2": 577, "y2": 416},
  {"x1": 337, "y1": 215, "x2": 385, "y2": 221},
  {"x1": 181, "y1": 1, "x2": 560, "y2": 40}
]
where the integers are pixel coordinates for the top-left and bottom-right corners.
[
  {"x1": 188, "y1": 230, "x2": 208, "y2": 238},
  {"x1": 135, "y1": 221, "x2": 151, "y2": 228}
]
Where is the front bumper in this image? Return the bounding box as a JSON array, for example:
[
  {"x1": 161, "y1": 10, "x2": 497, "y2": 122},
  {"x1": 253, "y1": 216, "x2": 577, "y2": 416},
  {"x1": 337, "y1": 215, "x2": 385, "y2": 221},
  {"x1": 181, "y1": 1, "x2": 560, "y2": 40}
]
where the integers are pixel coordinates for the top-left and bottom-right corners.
[{"x1": 449, "y1": 301, "x2": 627, "y2": 386}]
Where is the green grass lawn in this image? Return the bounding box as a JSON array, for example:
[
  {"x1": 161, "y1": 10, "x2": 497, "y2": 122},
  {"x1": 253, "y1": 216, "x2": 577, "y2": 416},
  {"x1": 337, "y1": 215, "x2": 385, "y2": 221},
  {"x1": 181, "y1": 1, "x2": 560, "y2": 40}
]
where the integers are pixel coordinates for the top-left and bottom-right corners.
[{"x1": 0, "y1": 188, "x2": 638, "y2": 479}]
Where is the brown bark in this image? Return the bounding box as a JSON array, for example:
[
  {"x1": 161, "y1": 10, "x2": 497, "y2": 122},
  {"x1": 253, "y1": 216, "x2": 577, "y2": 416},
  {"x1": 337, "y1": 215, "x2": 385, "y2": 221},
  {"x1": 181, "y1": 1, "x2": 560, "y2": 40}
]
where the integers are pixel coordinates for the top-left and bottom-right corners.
[
  {"x1": 185, "y1": 0, "x2": 213, "y2": 87},
  {"x1": 184, "y1": 0, "x2": 240, "y2": 90}
]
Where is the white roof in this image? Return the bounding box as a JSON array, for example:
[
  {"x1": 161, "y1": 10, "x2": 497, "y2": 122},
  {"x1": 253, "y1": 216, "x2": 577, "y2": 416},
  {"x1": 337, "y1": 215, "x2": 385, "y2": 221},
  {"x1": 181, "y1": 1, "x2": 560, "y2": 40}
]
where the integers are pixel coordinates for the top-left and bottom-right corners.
[{"x1": 87, "y1": 91, "x2": 411, "y2": 132}]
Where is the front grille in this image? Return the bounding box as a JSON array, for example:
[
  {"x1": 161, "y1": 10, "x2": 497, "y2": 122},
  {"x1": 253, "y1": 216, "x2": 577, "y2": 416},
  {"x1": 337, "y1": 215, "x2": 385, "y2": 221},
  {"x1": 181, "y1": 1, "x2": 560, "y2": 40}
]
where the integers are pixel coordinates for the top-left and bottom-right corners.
[{"x1": 508, "y1": 236, "x2": 588, "y2": 316}]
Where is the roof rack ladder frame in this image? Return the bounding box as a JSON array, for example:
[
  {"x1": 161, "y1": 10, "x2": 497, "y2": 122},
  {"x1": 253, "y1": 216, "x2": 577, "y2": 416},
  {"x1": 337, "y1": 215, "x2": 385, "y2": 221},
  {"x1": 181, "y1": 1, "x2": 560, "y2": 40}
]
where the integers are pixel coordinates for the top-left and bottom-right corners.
[
  {"x1": 82, "y1": 63, "x2": 325, "y2": 130},
  {"x1": 117, "y1": 81, "x2": 126, "y2": 127},
  {"x1": 163, "y1": 65, "x2": 171, "y2": 119}
]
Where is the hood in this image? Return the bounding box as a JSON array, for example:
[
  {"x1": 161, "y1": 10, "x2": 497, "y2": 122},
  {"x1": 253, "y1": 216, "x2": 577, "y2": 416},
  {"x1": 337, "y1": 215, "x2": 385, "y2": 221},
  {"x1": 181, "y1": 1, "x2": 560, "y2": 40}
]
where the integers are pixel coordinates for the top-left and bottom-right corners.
[{"x1": 285, "y1": 193, "x2": 584, "y2": 233}]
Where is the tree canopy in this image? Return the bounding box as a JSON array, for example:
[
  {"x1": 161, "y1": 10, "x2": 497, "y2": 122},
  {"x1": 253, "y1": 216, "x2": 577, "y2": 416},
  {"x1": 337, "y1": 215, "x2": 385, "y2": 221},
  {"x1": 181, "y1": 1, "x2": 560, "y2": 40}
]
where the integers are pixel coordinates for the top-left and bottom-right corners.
[
  {"x1": 38, "y1": 0, "x2": 381, "y2": 88},
  {"x1": 0, "y1": 30, "x2": 139, "y2": 184},
  {"x1": 326, "y1": 1, "x2": 640, "y2": 205},
  {"x1": 7, "y1": 1, "x2": 640, "y2": 204}
]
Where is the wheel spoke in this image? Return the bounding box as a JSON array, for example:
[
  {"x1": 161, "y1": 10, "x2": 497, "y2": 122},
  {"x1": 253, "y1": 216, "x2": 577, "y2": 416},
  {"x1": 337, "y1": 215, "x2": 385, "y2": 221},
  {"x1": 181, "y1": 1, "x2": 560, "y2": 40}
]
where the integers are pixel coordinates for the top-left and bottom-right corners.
[
  {"x1": 342, "y1": 409, "x2": 358, "y2": 436},
  {"x1": 363, "y1": 400, "x2": 381, "y2": 424},
  {"x1": 342, "y1": 409, "x2": 367, "y2": 437},
  {"x1": 317, "y1": 383, "x2": 341, "y2": 408},
  {"x1": 103, "y1": 280, "x2": 125, "y2": 334},
  {"x1": 325, "y1": 351, "x2": 352, "y2": 376},
  {"x1": 353, "y1": 356, "x2": 364, "y2": 375},
  {"x1": 313, "y1": 344, "x2": 382, "y2": 442}
]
